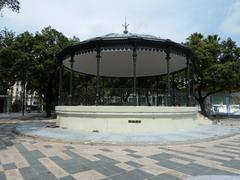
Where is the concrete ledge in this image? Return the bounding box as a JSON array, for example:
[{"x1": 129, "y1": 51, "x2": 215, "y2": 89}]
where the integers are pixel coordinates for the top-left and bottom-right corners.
[
  {"x1": 14, "y1": 122, "x2": 240, "y2": 145},
  {"x1": 56, "y1": 106, "x2": 198, "y2": 133}
]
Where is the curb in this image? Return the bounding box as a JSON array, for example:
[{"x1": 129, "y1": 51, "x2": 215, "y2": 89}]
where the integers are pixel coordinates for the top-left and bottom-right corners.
[{"x1": 12, "y1": 126, "x2": 240, "y2": 146}]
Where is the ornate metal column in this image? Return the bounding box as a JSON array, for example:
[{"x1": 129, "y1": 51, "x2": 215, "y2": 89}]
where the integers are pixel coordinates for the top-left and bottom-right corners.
[
  {"x1": 156, "y1": 76, "x2": 159, "y2": 106},
  {"x1": 165, "y1": 45, "x2": 171, "y2": 106},
  {"x1": 132, "y1": 47, "x2": 137, "y2": 105},
  {"x1": 69, "y1": 54, "x2": 74, "y2": 105},
  {"x1": 186, "y1": 54, "x2": 191, "y2": 106},
  {"x1": 96, "y1": 49, "x2": 101, "y2": 105},
  {"x1": 172, "y1": 73, "x2": 175, "y2": 105},
  {"x1": 102, "y1": 77, "x2": 105, "y2": 105},
  {"x1": 191, "y1": 58, "x2": 195, "y2": 105},
  {"x1": 84, "y1": 75, "x2": 88, "y2": 105},
  {"x1": 58, "y1": 63, "x2": 63, "y2": 105}
]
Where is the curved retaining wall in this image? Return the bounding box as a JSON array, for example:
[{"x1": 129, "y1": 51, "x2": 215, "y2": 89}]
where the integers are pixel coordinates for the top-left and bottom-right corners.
[{"x1": 55, "y1": 106, "x2": 198, "y2": 133}]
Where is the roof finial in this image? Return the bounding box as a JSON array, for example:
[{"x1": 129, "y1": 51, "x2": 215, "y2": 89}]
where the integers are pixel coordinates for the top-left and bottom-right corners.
[{"x1": 122, "y1": 17, "x2": 129, "y2": 34}]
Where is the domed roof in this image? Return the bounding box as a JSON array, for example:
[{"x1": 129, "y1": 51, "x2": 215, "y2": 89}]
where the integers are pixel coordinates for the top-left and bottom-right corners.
[
  {"x1": 58, "y1": 27, "x2": 197, "y2": 78},
  {"x1": 103, "y1": 33, "x2": 161, "y2": 40},
  {"x1": 85, "y1": 32, "x2": 164, "y2": 43}
]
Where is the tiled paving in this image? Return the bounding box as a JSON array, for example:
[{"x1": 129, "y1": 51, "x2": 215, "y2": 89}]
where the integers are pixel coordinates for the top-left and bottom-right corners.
[{"x1": 0, "y1": 120, "x2": 240, "y2": 179}]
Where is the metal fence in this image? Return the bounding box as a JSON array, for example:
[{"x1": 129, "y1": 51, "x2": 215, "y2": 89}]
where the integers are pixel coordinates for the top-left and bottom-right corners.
[
  {"x1": 60, "y1": 88, "x2": 194, "y2": 106},
  {"x1": 205, "y1": 94, "x2": 240, "y2": 116}
]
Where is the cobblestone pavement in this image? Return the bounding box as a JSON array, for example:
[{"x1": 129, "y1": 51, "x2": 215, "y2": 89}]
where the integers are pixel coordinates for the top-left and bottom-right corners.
[{"x1": 1, "y1": 120, "x2": 240, "y2": 180}]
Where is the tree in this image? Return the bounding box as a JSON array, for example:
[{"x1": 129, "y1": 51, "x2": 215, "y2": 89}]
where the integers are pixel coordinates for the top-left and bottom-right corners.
[
  {"x1": 185, "y1": 33, "x2": 240, "y2": 115},
  {"x1": 11, "y1": 32, "x2": 35, "y2": 82},
  {"x1": 0, "y1": 29, "x2": 16, "y2": 112},
  {"x1": 10, "y1": 31, "x2": 35, "y2": 115},
  {"x1": 0, "y1": 0, "x2": 20, "y2": 13},
  {"x1": 27, "y1": 27, "x2": 73, "y2": 117},
  {"x1": 0, "y1": 29, "x2": 16, "y2": 90},
  {"x1": 0, "y1": 27, "x2": 78, "y2": 116}
]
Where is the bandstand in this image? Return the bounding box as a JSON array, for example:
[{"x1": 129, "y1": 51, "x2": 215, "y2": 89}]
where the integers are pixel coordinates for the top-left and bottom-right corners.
[{"x1": 55, "y1": 25, "x2": 198, "y2": 133}]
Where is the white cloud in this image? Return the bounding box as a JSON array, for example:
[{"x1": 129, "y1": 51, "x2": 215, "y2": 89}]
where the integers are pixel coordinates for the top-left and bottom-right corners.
[
  {"x1": 221, "y1": 0, "x2": 240, "y2": 35},
  {"x1": 1, "y1": 0, "x2": 237, "y2": 45}
]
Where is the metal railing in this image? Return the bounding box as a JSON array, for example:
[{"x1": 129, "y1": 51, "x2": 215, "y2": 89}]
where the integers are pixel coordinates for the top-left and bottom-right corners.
[{"x1": 60, "y1": 88, "x2": 195, "y2": 106}]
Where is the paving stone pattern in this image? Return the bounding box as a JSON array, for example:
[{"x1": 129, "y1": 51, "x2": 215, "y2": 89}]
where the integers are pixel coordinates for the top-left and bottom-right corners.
[{"x1": 0, "y1": 121, "x2": 240, "y2": 179}]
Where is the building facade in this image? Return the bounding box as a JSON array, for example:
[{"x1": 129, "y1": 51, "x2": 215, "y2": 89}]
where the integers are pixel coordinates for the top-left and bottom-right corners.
[{"x1": 7, "y1": 81, "x2": 41, "y2": 112}]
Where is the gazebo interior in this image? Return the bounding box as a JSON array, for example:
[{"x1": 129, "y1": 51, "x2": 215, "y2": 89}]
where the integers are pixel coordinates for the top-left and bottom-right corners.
[{"x1": 58, "y1": 32, "x2": 196, "y2": 107}]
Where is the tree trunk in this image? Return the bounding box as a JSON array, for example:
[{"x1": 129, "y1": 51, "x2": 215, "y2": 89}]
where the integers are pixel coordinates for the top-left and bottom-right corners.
[
  {"x1": 21, "y1": 81, "x2": 26, "y2": 116},
  {"x1": 196, "y1": 83, "x2": 208, "y2": 116},
  {"x1": 122, "y1": 90, "x2": 130, "y2": 102},
  {"x1": 196, "y1": 82, "x2": 222, "y2": 117},
  {"x1": 44, "y1": 91, "x2": 52, "y2": 117},
  {"x1": 45, "y1": 95, "x2": 51, "y2": 117},
  {"x1": 145, "y1": 89, "x2": 150, "y2": 106},
  {"x1": 0, "y1": 98, "x2": 4, "y2": 113},
  {"x1": 198, "y1": 97, "x2": 207, "y2": 116},
  {"x1": 0, "y1": 89, "x2": 8, "y2": 113},
  {"x1": 44, "y1": 78, "x2": 55, "y2": 117}
]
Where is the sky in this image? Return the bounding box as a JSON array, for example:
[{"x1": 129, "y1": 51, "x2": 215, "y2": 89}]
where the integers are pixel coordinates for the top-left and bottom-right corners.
[{"x1": 1, "y1": 0, "x2": 240, "y2": 45}]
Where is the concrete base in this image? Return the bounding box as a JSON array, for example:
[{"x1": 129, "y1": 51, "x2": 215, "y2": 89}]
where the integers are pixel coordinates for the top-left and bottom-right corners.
[{"x1": 55, "y1": 106, "x2": 198, "y2": 133}]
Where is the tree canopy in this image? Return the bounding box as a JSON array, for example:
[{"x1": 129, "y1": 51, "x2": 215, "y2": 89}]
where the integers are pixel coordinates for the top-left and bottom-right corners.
[
  {"x1": 0, "y1": 0, "x2": 20, "y2": 12},
  {"x1": 0, "y1": 27, "x2": 79, "y2": 116},
  {"x1": 27, "y1": 27, "x2": 74, "y2": 116},
  {"x1": 0, "y1": 29, "x2": 16, "y2": 92},
  {"x1": 185, "y1": 33, "x2": 240, "y2": 115}
]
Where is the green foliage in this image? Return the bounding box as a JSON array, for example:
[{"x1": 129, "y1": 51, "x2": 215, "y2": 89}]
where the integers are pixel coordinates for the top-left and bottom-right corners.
[
  {"x1": 26, "y1": 27, "x2": 74, "y2": 116},
  {"x1": 11, "y1": 32, "x2": 35, "y2": 82},
  {"x1": 185, "y1": 33, "x2": 240, "y2": 115},
  {"x1": 0, "y1": 28, "x2": 15, "y2": 48},
  {"x1": 0, "y1": 29, "x2": 16, "y2": 92},
  {"x1": 0, "y1": 0, "x2": 20, "y2": 12},
  {"x1": 0, "y1": 26, "x2": 78, "y2": 116}
]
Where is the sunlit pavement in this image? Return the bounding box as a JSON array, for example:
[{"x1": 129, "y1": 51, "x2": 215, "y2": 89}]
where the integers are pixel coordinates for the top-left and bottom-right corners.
[{"x1": 0, "y1": 117, "x2": 240, "y2": 180}]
